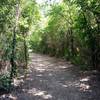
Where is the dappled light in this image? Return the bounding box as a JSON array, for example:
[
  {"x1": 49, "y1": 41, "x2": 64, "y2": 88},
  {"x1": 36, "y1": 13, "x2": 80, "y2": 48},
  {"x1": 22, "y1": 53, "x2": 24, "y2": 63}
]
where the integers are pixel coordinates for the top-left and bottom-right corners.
[
  {"x1": 27, "y1": 88, "x2": 52, "y2": 99},
  {"x1": 79, "y1": 83, "x2": 90, "y2": 91},
  {"x1": 0, "y1": 94, "x2": 17, "y2": 100},
  {"x1": 0, "y1": 53, "x2": 100, "y2": 100},
  {"x1": 80, "y1": 77, "x2": 89, "y2": 82}
]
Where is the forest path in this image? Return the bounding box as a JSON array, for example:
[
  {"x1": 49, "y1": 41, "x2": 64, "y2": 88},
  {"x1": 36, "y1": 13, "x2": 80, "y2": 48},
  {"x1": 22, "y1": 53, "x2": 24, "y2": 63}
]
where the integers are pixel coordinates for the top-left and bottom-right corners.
[{"x1": 0, "y1": 53, "x2": 100, "y2": 100}]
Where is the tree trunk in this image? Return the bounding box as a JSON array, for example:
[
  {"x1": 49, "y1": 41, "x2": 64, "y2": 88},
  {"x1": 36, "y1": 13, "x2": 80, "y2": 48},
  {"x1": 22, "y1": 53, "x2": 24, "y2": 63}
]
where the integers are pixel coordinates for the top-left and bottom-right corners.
[
  {"x1": 23, "y1": 34, "x2": 28, "y2": 69},
  {"x1": 10, "y1": 2, "x2": 20, "y2": 86}
]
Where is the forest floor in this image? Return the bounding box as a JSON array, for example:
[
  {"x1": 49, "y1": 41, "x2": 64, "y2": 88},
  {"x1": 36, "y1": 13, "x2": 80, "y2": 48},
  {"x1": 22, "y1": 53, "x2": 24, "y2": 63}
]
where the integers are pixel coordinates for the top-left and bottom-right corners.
[{"x1": 0, "y1": 53, "x2": 100, "y2": 100}]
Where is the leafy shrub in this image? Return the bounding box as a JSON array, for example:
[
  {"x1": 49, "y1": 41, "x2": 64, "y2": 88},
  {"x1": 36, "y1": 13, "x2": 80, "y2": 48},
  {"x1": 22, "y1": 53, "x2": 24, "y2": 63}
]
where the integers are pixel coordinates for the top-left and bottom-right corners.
[{"x1": 0, "y1": 74, "x2": 11, "y2": 91}]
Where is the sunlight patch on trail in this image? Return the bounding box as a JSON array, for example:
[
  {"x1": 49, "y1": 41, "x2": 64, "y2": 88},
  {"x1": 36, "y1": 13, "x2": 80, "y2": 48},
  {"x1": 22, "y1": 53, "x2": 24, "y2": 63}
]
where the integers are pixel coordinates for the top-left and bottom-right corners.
[{"x1": 27, "y1": 88, "x2": 53, "y2": 99}]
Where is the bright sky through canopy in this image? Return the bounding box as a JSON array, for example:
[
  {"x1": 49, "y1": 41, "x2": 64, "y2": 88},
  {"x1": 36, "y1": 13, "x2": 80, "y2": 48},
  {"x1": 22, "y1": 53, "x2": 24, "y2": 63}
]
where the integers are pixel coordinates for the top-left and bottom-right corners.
[
  {"x1": 35, "y1": 0, "x2": 63, "y2": 30},
  {"x1": 36, "y1": 0, "x2": 62, "y2": 5}
]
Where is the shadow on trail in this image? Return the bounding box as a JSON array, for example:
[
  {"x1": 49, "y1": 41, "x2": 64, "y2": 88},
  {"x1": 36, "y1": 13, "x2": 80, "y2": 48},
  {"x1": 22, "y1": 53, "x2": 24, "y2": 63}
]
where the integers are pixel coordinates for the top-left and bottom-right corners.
[{"x1": 0, "y1": 53, "x2": 100, "y2": 100}]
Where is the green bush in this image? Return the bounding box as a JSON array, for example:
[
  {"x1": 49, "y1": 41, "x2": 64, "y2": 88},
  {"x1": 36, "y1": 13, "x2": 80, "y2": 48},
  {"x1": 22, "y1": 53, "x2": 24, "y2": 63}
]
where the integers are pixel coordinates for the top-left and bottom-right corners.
[{"x1": 0, "y1": 74, "x2": 11, "y2": 91}]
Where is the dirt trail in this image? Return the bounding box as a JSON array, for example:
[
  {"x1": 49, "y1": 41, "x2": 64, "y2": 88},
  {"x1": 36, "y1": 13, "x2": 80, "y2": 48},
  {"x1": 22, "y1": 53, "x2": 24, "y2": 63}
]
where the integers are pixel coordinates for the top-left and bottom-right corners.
[{"x1": 0, "y1": 53, "x2": 100, "y2": 100}]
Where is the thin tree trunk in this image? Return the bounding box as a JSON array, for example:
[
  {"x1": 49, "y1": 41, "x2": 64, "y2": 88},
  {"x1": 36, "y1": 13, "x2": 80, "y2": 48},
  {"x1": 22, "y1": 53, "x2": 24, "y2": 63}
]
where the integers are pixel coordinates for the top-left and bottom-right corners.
[
  {"x1": 70, "y1": 28, "x2": 74, "y2": 56},
  {"x1": 10, "y1": 2, "x2": 20, "y2": 86},
  {"x1": 23, "y1": 34, "x2": 28, "y2": 69}
]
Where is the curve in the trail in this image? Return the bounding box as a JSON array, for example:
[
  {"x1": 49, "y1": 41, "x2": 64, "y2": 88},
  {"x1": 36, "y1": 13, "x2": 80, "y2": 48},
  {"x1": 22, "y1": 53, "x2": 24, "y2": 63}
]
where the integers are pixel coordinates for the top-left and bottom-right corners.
[{"x1": 0, "y1": 53, "x2": 100, "y2": 100}]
